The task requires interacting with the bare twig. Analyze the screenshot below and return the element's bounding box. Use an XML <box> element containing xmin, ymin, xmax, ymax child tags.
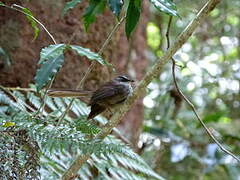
<box><xmin>56</xmin><ymin>97</ymin><xmax>74</xmax><ymax>126</ymax></box>
<box><xmin>36</xmin><ymin>78</ymin><xmax>56</xmax><ymax>116</ymax></box>
<box><xmin>4</xmin><ymin>87</ymin><xmax>36</xmax><ymax>92</ymax></box>
<box><xmin>61</xmin><ymin>0</ymin><xmax>221</xmax><ymax>179</ymax></box>
<box><xmin>165</xmin><ymin>14</ymin><xmax>240</xmax><ymax>162</ymax></box>
<box><xmin>166</xmin><ymin>16</ymin><xmax>173</xmax><ymax>49</ymax></box>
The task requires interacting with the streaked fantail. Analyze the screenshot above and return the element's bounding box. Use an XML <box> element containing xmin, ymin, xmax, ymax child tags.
<box><xmin>47</xmin><ymin>75</ymin><xmax>134</xmax><ymax>119</ymax></box>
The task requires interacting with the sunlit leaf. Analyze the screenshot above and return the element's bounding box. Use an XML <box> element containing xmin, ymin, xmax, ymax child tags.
<box><xmin>149</xmin><ymin>0</ymin><xmax>178</xmax><ymax>16</ymax></box>
<box><xmin>35</xmin><ymin>54</ymin><xmax>64</xmax><ymax>91</ymax></box>
<box><xmin>125</xmin><ymin>0</ymin><xmax>142</xmax><ymax>39</ymax></box>
<box><xmin>70</xmin><ymin>45</ymin><xmax>109</xmax><ymax>65</ymax></box>
<box><xmin>22</xmin><ymin>7</ymin><xmax>40</xmax><ymax>40</ymax></box>
<box><xmin>62</xmin><ymin>0</ymin><xmax>82</xmax><ymax>16</ymax></box>
<box><xmin>83</xmin><ymin>0</ymin><xmax>106</xmax><ymax>30</ymax></box>
<box><xmin>219</xmin><ymin>116</ymin><xmax>231</xmax><ymax>123</ymax></box>
<box><xmin>108</xmin><ymin>0</ymin><xmax>123</xmax><ymax>18</ymax></box>
<box><xmin>2</xmin><ymin>121</ymin><xmax>15</xmax><ymax>127</ymax></box>
<box><xmin>226</xmin><ymin>15</ymin><xmax>239</xmax><ymax>26</ymax></box>
<box><xmin>39</xmin><ymin>44</ymin><xmax>66</xmax><ymax>64</ymax></box>
<box><xmin>147</xmin><ymin>22</ymin><xmax>161</xmax><ymax>50</ymax></box>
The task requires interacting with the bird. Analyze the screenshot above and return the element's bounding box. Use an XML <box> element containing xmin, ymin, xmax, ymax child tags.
<box><xmin>47</xmin><ymin>75</ymin><xmax>134</xmax><ymax>119</ymax></box>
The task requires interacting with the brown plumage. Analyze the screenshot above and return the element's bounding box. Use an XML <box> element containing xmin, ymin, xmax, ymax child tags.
<box><xmin>47</xmin><ymin>75</ymin><xmax>134</xmax><ymax>119</ymax></box>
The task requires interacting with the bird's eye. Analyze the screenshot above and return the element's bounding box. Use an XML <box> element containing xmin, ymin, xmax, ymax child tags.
<box><xmin>119</xmin><ymin>76</ymin><xmax>129</xmax><ymax>81</ymax></box>
<box><xmin>115</xmin><ymin>75</ymin><xmax>133</xmax><ymax>82</ymax></box>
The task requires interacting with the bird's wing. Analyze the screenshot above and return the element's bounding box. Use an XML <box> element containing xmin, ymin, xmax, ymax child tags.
<box><xmin>89</xmin><ymin>82</ymin><xmax>126</xmax><ymax>105</ymax></box>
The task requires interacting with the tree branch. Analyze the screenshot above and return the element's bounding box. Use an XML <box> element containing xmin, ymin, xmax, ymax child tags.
<box><xmin>61</xmin><ymin>0</ymin><xmax>221</xmax><ymax>179</ymax></box>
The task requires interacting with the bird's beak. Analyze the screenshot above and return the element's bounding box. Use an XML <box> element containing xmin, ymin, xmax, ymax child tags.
<box><xmin>130</xmin><ymin>79</ymin><xmax>135</xmax><ymax>82</ymax></box>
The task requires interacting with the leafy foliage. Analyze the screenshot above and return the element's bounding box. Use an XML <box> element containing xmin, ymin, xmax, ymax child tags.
<box><xmin>0</xmin><ymin>88</ymin><xmax>164</xmax><ymax>179</ymax></box>
<box><xmin>61</xmin><ymin>0</ymin><xmax>178</xmax><ymax>38</ymax></box>
<box><xmin>62</xmin><ymin>0</ymin><xmax>82</xmax><ymax>16</ymax></box>
<box><xmin>125</xmin><ymin>0</ymin><xmax>142</xmax><ymax>39</ymax></box>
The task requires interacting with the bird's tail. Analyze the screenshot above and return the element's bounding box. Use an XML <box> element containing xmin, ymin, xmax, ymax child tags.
<box><xmin>47</xmin><ymin>89</ymin><xmax>92</xmax><ymax>97</ymax></box>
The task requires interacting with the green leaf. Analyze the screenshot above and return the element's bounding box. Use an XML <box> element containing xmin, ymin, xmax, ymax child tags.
<box><xmin>22</xmin><ymin>7</ymin><xmax>40</xmax><ymax>40</ymax></box>
<box><xmin>70</xmin><ymin>45</ymin><xmax>109</xmax><ymax>65</ymax></box>
<box><xmin>39</xmin><ymin>44</ymin><xmax>66</xmax><ymax>64</ymax></box>
<box><xmin>62</xmin><ymin>0</ymin><xmax>82</xmax><ymax>17</ymax></box>
<box><xmin>83</xmin><ymin>0</ymin><xmax>106</xmax><ymax>30</ymax></box>
<box><xmin>125</xmin><ymin>0</ymin><xmax>142</xmax><ymax>39</ymax></box>
<box><xmin>108</xmin><ymin>0</ymin><xmax>123</xmax><ymax>18</ymax></box>
<box><xmin>149</xmin><ymin>0</ymin><xmax>178</xmax><ymax>16</ymax></box>
<box><xmin>35</xmin><ymin>54</ymin><xmax>64</xmax><ymax>91</ymax></box>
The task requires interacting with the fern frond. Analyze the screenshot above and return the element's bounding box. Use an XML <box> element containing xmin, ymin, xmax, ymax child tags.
<box><xmin>0</xmin><ymin>89</ymin><xmax>25</xmax><ymax>112</ymax></box>
<box><xmin>74</xmin><ymin>119</ymin><xmax>100</xmax><ymax>134</ymax></box>
<box><xmin>0</xmin><ymin>88</ymin><xmax>164</xmax><ymax>179</ymax></box>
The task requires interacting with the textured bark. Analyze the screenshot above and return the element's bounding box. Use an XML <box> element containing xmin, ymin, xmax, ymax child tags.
<box><xmin>0</xmin><ymin>0</ymin><xmax>149</xmax><ymax>147</ymax></box>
